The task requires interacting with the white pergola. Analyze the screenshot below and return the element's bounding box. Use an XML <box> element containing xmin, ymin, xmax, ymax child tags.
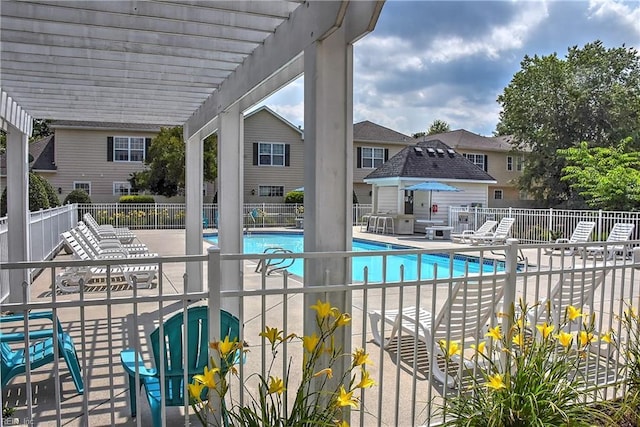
<box><xmin>0</xmin><ymin>0</ymin><xmax>385</xmax><ymax>328</ymax></box>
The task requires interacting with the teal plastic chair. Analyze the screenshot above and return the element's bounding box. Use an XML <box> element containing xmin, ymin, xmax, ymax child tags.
<box><xmin>0</xmin><ymin>311</ymin><xmax>84</xmax><ymax>393</ymax></box>
<box><xmin>120</xmin><ymin>306</ymin><xmax>240</xmax><ymax>427</ymax></box>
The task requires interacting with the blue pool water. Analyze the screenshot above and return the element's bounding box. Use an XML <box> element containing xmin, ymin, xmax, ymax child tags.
<box><xmin>204</xmin><ymin>232</ymin><xmax>504</xmax><ymax>282</ymax></box>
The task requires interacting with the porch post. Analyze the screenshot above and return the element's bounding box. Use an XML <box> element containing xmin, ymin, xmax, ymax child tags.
<box><xmin>218</xmin><ymin>104</ymin><xmax>244</xmax><ymax>315</ymax></box>
<box><xmin>303</xmin><ymin>23</ymin><xmax>353</xmax><ymax>396</ymax></box>
<box><xmin>185</xmin><ymin>125</ymin><xmax>203</xmax><ymax>292</ymax></box>
<box><xmin>6</xmin><ymin>125</ymin><xmax>30</xmax><ymax>302</ymax></box>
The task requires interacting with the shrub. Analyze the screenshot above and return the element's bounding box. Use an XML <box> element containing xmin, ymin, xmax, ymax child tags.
<box><xmin>285</xmin><ymin>190</ymin><xmax>304</xmax><ymax>204</ymax></box>
<box><xmin>29</xmin><ymin>172</ymin><xmax>49</xmax><ymax>211</ymax></box>
<box><xmin>39</xmin><ymin>176</ymin><xmax>60</xmax><ymax>208</ymax></box>
<box><xmin>119</xmin><ymin>195</ymin><xmax>155</xmax><ymax>204</ymax></box>
<box><xmin>0</xmin><ymin>188</ymin><xmax>6</xmax><ymax>217</ymax></box>
<box><xmin>64</xmin><ymin>189</ymin><xmax>92</xmax><ymax>204</ymax></box>
<box><xmin>190</xmin><ymin>300</ymin><xmax>374</xmax><ymax>426</ymax></box>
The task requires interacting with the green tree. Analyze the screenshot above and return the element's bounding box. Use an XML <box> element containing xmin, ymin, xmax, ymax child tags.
<box><xmin>129</xmin><ymin>126</ymin><xmax>217</xmax><ymax>198</ymax></box>
<box><xmin>558</xmin><ymin>138</ymin><xmax>640</xmax><ymax>211</ymax></box>
<box><xmin>496</xmin><ymin>41</ymin><xmax>640</xmax><ymax>207</ymax></box>
<box><xmin>31</xmin><ymin>119</ymin><xmax>52</xmax><ymax>142</ymax></box>
<box><xmin>427</xmin><ymin>119</ymin><xmax>451</xmax><ymax>135</ymax></box>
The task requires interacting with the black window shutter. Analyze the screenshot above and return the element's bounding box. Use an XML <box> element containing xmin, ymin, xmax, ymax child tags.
<box><xmin>107</xmin><ymin>137</ymin><xmax>113</xmax><ymax>162</ymax></box>
<box><xmin>145</xmin><ymin>138</ymin><xmax>152</xmax><ymax>160</ymax></box>
<box><xmin>285</xmin><ymin>144</ymin><xmax>290</xmax><ymax>166</ymax></box>
<box><xmin>484</xmin><ymin>155</ymin><xmax>488</xmax><ymax>172</ymax></box>
<box><xmin>253</xmin><ymin>143</ymin><xmax>258</xmax><ymax>165</ymax></box>
<box><xmin>357</xmin><ymin>147</ymin><xmax>362</xmax><ymax>168</ymax></box>
<box><xmin>384</xmin><ymin>149</ymin><xmax>389</xmax><ymax>162</ymax></box>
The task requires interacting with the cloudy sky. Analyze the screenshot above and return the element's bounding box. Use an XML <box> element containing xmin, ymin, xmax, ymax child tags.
<box><xmin>255</xmin><ymin>0</ymin><xmax>640</xmax><ymax>137</ymax></box>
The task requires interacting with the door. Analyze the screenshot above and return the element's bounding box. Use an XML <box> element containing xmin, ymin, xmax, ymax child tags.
<box><xmin>404</xmin><ymin>190</ymin><xmax>414</xmax><ymax>215</ymax></box>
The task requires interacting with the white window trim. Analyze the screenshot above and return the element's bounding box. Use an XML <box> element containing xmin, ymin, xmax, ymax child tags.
<box><xmin>507</xmin><ymin>156</ymin><xmax>513</xmax><ymax>171</ymax></box>
<box><xmin>73</xmin><ymin>181</ymin><xmax>91</xmax><ymax>195</ymax></box>
<box><xmin>258</xmin><ymin>142</ymin><xmax>286</xmax><ymax>167</ymax></box>
<box><xmin>361</xmin><ymin>146</ymin><xmax>385</xmax><ymax>169</ymax></box>
<box><xmin>494</xmin><ymin>189</ymin><xmax>503</xmax><ymax>200</ymax></box>
<box><xmin>259</xmin><ymin>185</ymin><xmax>284</xmax><ymax>197</ymax></box>
<box><xmin>113</xmin><ymin>181</ymin><xmax>132</xmax><ymax>196</ymax></box>
<box><xmin>113</xmin><ymin>136</ymin><xmax>146</xmax><ymax>163</ymax></box>
<box><xmin>464</xmin><ymin>153</ymin><xmax>485</xmax><ymax>169</ymax></box>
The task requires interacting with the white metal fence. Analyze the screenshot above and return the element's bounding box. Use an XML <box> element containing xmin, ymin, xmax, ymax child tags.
<box><xmin>1</xmin><ymin>239</ymin><xmax>639</xmax><ymax>425</ymax></box>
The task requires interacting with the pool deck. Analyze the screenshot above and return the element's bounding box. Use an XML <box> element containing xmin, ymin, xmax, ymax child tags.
<box><xmin>4</xmin><ymin>227</ymin><xmax>621</xmax><ymax>426</ymax></box>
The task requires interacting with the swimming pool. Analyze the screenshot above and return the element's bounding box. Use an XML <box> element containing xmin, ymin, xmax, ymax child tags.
<box><xmin>204</xmin><ymin>232</ymin><xmax>504</xmax><ymax>282</ymax></box>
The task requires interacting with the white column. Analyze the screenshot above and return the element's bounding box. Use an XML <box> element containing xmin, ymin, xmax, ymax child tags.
<box><xmin>218</xmin><ymin>104</ymin><xmax>243</xmax><ymax>316</ymax></box>
<box><xmin>185</xmin><ymin>125</ymin><xmax>203</xmax><ymax>292</ymax></box>
<box><xmin>303</xmin><ymin>25</ymin><xmax>353</xmax><ymax>361</ymax></box>
<box><xmin>372</xmin><ymin>185</ymin><xmax>379</xmax><ymax>214</ymax></box>
<box><xmin>6</xmin><ymin>125</ymin><xmax>30</xmax><ymax>303</ymax></box>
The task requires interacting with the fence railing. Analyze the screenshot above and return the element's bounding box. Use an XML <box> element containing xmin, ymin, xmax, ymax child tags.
<box><xmin>0</xmin><ymin>204</ymin><xmax>76</xmax><ymax>301</ymax></box>
<box><xmin>449</xmin><ymin>206</ymin><xmax>640</xmax><ymax>244</ymax></box>
<box><xmin>1</xmin><ymin>239</ymin><xmax>639</xmax><ymax>425</ymax></box>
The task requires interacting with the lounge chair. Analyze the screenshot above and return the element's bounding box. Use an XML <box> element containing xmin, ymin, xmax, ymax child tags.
<box><xmin>120</xmin><ymin>306</ymin><xmax>241</xmax><ymax>427</ymax></box>
<box><xmin>469</xmin><ymin>217</ymin><xmax>515</xmax><ymax>245</ymax></box>
<box><xmin>582</xmin><ymin>223</ymin><xmax>635</xmax><ymax>260</ymax></box>
<box><xmin>56</xmin><ymin>231</ymin><xmax>157</xmax><ymax>292</ymax></box>
<box><xmin>544</xmin><ymin>221</ymin><xmax>596</xmax><ymax>255</ymax></box>
<box><xmin>369</xmin><ymin>278</ymin><xmax>505</xmax><ymax>388</ymax></box>
<box><xmin>83</xmin><ymin>212</ymin><xmax>136</xmax><ymax>244</ymax></box>
<box><xmin>451</xmin><ymin>220</ymin><xmax>498</xmax><ymax>244</ymax></box>
<box><xmin>1</xmin><ymin>311</ymin><xmax>84</xmax><ymax>393</ymax></box>
<box><xmin>76</xmin><ymin>222</ymin><xmax>150</xmax><ymax>255</ymax></box>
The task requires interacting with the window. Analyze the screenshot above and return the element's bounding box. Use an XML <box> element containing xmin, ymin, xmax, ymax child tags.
<box><xmin>259</xmin><ymin>186</ymin><xmax>284</xmax><ymax>197</ymax></box>
<box><xmin>494</xmin><ymin>189</ymin><xmax>503</xmax><ymax>200</ymax></box>
<box><xmin>114</xmin><ymin>136</ymin><xmax>145</xmax><ymax>162</ymax></box>
<box><xmin>73</xmin><ymin>181</ymin><xmax>91</xmax><ymax>195</ymax></box>
<box><xmin>258</xmin><ymin>142</ymin><xmax>285</xmax><ymax>166</ymax></box>
<box><xmin>463</xmin><ymin>153</ymin><xmax>486</xmax><ymax>170</ymax></box>
<box><xmin>113</xmin><ymin>181</ymin><xmax>132</xmax><ymax>196</ymax></box>
<box><xmin>507</xmin><ymin>156</ymin><xmax>513</xmax><ymax>171</ymax></box>
<box><xmin>516</xmin><ymin>156</ymin><xmax>524</xmax><ymax>171</ymax></box>
<box><xmin>361</xmin><ymin>147</ymin><xmax>385</xmax><ymax>169</ymax></box>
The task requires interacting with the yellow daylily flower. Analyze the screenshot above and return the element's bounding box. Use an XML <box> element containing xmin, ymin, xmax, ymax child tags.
<box><xmin>259</xmin><ymin>326</ymin><xmax>283</xmax><ymax>345</ymax></box>
<box><xmin>439</xmin><ymin>340</ymin><xmax>461</xmax><ymax>360</ymax></box>
<box><xmin>556</xmin><ymin>331</ymin><xmax>573</xmax><ymax>348</ymax></box>
<box><xmin>486</xmin><ymin>325</ymin><xmax>502</xmax><ymax>340</ymax></box>
<box><xmin>335</xmin><ymin>421</ymin><xmax>349</xmax><ymax>427</ymax></box>
<box><xmin>512</xmin><ymin>333</ymin><xmax>525</xmax><ymax>347</ymax></box>
<box><xmin>336</xmin><ymin>385</ymin><xmax>359</xmax><ymax>408</ymax></box>
<box><xmin>313</xmin><ymin>368</ymin><xmax>333</xmax><ymax>379</ymax></box>
<box><xmin>471</xmin><ymin>341</ymin><xmax>486</xmax><ymax>355</ymax></box>
<box><xmin>193</xmin><ymin>365</ymin><xmax>219</xmax><ymax>388</ymax></box>
<box><xmin>188</xmin><ymin>381</ymin><xmax>206</xmax><ymax>401</ymax></box>
<box><xmin>626</xmin><ymin>306</ymin><xmax>638</xmax><ymax>320</ymax></box>
<box><xmin>352</xmin><ymin>348</ymin><xmax>373</xmax><ymax>367</ymax></box>
<box><xmin>268</xmin><ymin>376</ymin><xmax>286</xmax><ymax>395</ymax></box>
<box><xmin>536</xmin><ymin>322</ymin><xmax>555</xmax><ymax>339</ymax></box>
<box><xmin>311</xmin><ymin>300</ymin><xmax>333</xmax><ymax>318</ymax></box>
<box><xmin>303</xmin><ymin>333</ymin><xmax>320</xmax><ymax>353</ymax></box>
<box><xmin>601</xmin><ymin>330</ymin><xmax>614</xmax><ymax>344</ymax></box>
<box><xmin>356</xmin><ymin>369</ymin><xmax>376</xmax><ymax>389</ymax></box>
<box><xmin>486</xmin><ymin>373</ymin><xmax>506</xmax><ymax>390</ymax></box>
<box><xmin>334</xmin><ymin>313</ymin><xmax>352</xmax><ymax>327</ymax></box>
<box><xmin>218</xmin><ymin>336</ymin><xmax>236</xmax><ymax>357</ymax></box>
<box><xmin>579</xmin><ymin>330</ymin><xmax>596</xmax><ymax>347</ymax></box>
<box><xmin>567</xmin><ymin>306</ymin><xmax>583</xmax><ymax>322</ymax></box>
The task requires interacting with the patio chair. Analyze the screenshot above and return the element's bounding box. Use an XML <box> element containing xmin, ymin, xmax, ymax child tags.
<box><xmin>469</xmin><ymin>217</ymin><xmax>515</xmax><ymax>245</ymax></box>
<box><xmin>451</xmin><ymin>220</ymin><xmax>498</xmax><ymax>244</ymax></box>
<box><xmin>544</xmin><ymin>221</ymin><xmax>596</xmax><ymax>255</ymax></box>
<box><xmin>582</xmin><ymin>223</ymin><xmax>635</xmax><ymax>260</ymax></box>
<box><xmin>83</xmin><ymin>212</ymin><xmax>136</xmax><ymax>244</ymax></box>
<box><xmin>120</xmin><ymin>306</ymin><xmax>241</xmax><ymax>427</ymax></box>
<box><xmin>76</xmin><ymin>222</ymin><xmax>150</xmax><ymax>255</ymax></box>
<box><xmin>369</xmin><ymin>278</ymin><xmax>505</xmax><ymax>388</ymax></box>
<box><xmin>1</xmin><ymin>311</ymin><xmax>84</xmax><ymax>393</ymax></box>
<box><xmin>56</xmin><ymin>230</ymin><xmax>157</xmax><ymax>292</ymax></box>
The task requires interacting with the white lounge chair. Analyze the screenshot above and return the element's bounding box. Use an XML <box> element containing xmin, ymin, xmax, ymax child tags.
<box><xmin>76</xmin><ymin>222</ymin><xmax>149</xmax><ymax>255</ymax></box>
<box><xmin>83</xmin><ymin>213</ymin><xmax>136</xmax><ymax>244</ymax></box>
<box><xmin>469</xmin><ymin>217</ymin><xmax>515</xmax><ymax>245</ymax></box>
<box><xmin>369</xmin><ymin>278</ymin><xmax>505</xmax><ymax>388</ymax></box>
<box><xmin>56</xmin><ymin>231</ymin><xmax>157</xmax><ymax>293</ymax></box>
<box><xmin>70</xmin><ymin>227</ymin><xmax>156</xmax><ymax>259</ymax></box>
<box><xmin>582</xmin><ymin>223</ymin><xmax>635</xmax><ymax>260</ymax></box>
<box><xmin>544</xmin><ymin>221</ymin><xmax>596</xmax><ymax>255</ymax></box>
<box><xmin>451</xmin><ymin>220</ymin><xmax>498</xmax><ymax>244</ymax></box>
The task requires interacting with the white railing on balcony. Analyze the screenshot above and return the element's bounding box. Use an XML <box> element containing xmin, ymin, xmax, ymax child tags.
<box><xmin>1</xmin><ymin>239</ymin><xmax>639</xmax><ymax>426</ymax></box>
<box><xmin>0</xmin><ymin>204</ymin><xmax>76</xmax><ymax>300</ymax></box>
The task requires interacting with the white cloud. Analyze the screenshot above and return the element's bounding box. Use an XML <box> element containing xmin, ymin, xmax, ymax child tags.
<box><xmin>588</xmin><ymin>0</ymin><xmax>640</xmax><ymax>39</ymax></box>
<box><xmin>425</xmin><ymin>3</ymin><xmax>549</xmax><ymax>63</ymax></box>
